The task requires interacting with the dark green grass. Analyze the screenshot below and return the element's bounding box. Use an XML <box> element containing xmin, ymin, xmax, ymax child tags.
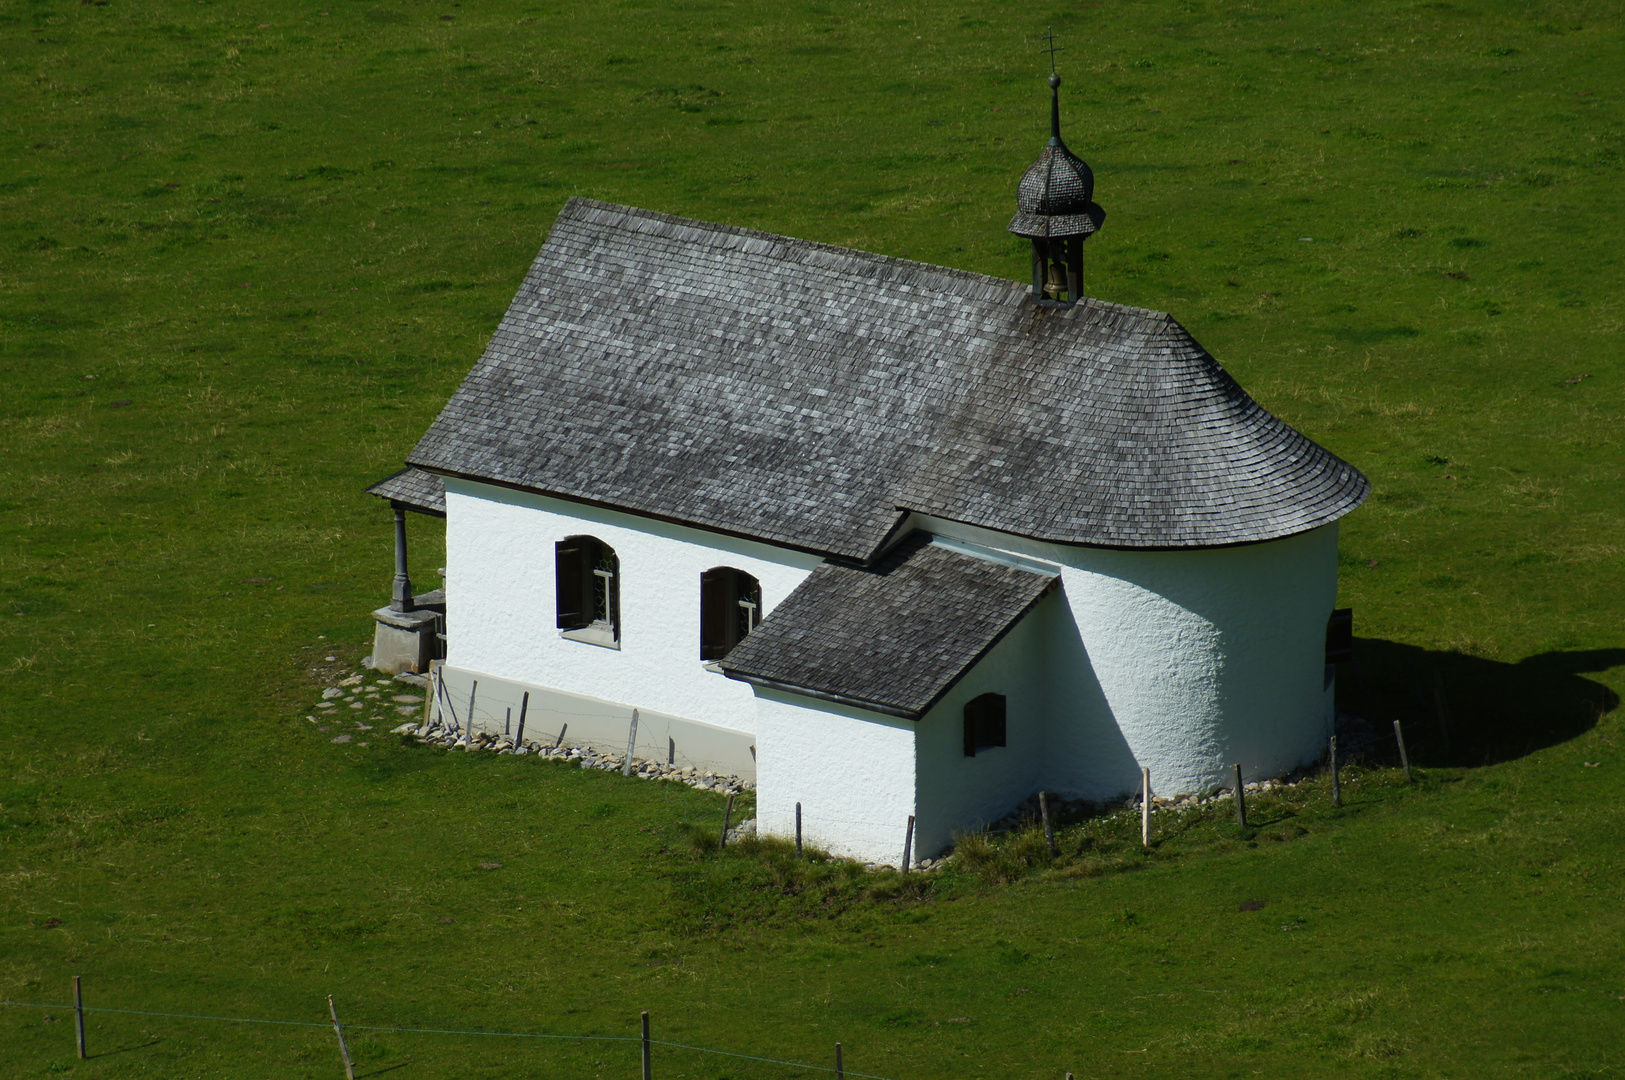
<box><xmin>2</xmin><ymin>0</ymin><xmax>1623</xmax><ymax>1075</ymax></box>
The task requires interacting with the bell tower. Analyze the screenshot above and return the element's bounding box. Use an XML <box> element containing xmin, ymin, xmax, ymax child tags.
<box><xmin>1008</xmin><ymin>62</ymin><xmax>1105</xmax><ymax>304</ymax></box>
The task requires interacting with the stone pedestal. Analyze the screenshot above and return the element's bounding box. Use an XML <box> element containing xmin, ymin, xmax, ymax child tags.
<box><xmin>371</xmin><ymin>607</ymin><xmax>441</xmax><ymax>675</ymax></box>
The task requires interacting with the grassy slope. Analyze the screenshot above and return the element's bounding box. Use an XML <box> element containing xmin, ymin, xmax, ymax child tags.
<box><xmin>1</xmin><ymin>0</ymin><xmax>1622</xmax><ymax>1076</ymax></box>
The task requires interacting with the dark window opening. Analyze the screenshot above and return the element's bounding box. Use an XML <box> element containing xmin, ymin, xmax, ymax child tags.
<box><xmin>700</xmin><ymin>567</ymin><xmax>761</xmax><ymax>661</ymax></box>
<box><xmin>1325</xmin><ymin>607</ymin><xmax>1353</xmax><ymax>665</ymax></box>
<box><xmin>963</xmin><ymin>693</ymin><xmax>1007</xmax><ymax>757</ymax></box>
<box><xmin>557</xmin><ymin>536</ymin><xmax>619</xmax><ymax>639</ymax></box>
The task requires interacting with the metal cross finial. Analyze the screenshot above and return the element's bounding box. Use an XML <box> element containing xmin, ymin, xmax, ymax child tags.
<box><xmin>1040</xmin><ymin>26</ymin><xmax>1064</xmax><ymax>73</ymax></box>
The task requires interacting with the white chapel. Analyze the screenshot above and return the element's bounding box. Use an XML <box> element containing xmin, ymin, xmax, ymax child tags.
<box><xmin>364</xmin><ymin>73</ymin><xmax>1367</xmax><ymax>864</ymax></box>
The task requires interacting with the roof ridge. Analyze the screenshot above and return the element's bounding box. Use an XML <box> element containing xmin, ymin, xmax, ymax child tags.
<box><xmin>557</xmin><ymin>196</ymin><xmax>1170</xmax><ymax>321</ymax></box>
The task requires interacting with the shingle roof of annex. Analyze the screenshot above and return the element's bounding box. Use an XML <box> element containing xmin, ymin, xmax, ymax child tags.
<box><xmin>407</xmin><ymin>198</ymin><xmax>1367</xmax><ymax>562</ymax></box>
<box><xmin>718</xmin><ymin>536</ymin><xmax>1058</xmax><ymax>719</ymax></box>
<box><xmin>365</xmin><ymin>467</ymin><xmax>446</xmax><ymax>516</ymax></box>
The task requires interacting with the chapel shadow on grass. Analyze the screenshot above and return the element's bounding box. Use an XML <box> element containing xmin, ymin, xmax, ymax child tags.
<box><xmin>1338</xmin><ymin>638</ymin><xmax>1622</xmax><ymax>768</ymax></box>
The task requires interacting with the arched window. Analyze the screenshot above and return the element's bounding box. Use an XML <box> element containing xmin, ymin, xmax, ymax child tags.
<box><xmin>963</xmin><ymin>693</ymin><xmax>1006</xmax><ymax>757</ymax></box>
<box><xmin>556</xmin><ymin>535</ymin><xmax>619</xmax><ymax>645</ymax></box>
<box><xmin>700</xmin><ymin>567</ymin><xmax>761</xmax><ymax>661</ymax></box>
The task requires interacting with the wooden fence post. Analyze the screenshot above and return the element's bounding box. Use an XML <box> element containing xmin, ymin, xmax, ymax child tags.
<box><xmin>1394</xmin><ymin>719</ymin><xmax>1413</xmax><ymax>784</ymax></box>
<box><xmin>719</xmin><ymin>793</ymin><xmax>735</xmax><ymax>850</ymax></box>
<box><xmin>1140</xmin><ymin>768</ymin><xmax>1151</xmax><ymax>847</ymax></box>
<box><xmin>795</xmin><ymin>802</ymin><xmax>803</xmax><ymax>859</ymax></box>
<box><xmin>553</xmin><ymin>722</ymin><xmax>568</xmax><ymax>751</ymax></box>
<box><xmin>623</xmin><ymin>709</ymin><xmax>640</xmax><ymax>776</ymax></box>
<box><xmin>433</xmin><ymin>669</ymin><xmax>457</xmax><ymax>734</ymax></box>
<box><xmin>515</xmin><ymin>691</ymin><xmax>529</xmax><ymax>747</ymax></box>
<box><xmin>463</xmin><ymin>679</ymin><xmax>479</xmax><ymax>746</ymax></box>
<box><xmin>73</xmin><ymin>976</ymin><xmax>85</xmax><ymax>1060</ymax></box>
<box><xmin>1040</xmin><ymin>791</ymin><xmax>1057</xmax><ymax>858</ymax></box>
<box><xmin>902</xmin><ymin>815</ymin><xmax>915</xmax><ymax>873</ymax></box>
<box><xmin>835</xmin><ymin>1042</ymin><xmax>844</xmax><ymax>1080</ymax></box>
<box><xmin>1233</xmin><ymin>763</ymin><xmax>1247</xmax><ymax>828</ymax></box>
<box><xmin>641</xmin><ymin>1010</ymin><xmax>651</xmax><ymax>1080</ymax></box>
<box><xmin>419</xmin><ymin>659</ymin><xmax>442</xmax><ymax>735</ymax></box>
<box><xmin>327</xmin><ymin>995</ymin><xmax>355</xmax><ymax>1080</ymax></box>
<box><xmin>1330</xmin><ymin>735</ymin><xmax>1342</xmax><ymax>807</ymax></box>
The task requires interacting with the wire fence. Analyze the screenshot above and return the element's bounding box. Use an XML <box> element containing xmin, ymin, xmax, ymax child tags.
<box><xmin>2</xmin><ymin>994</ymin><xmax>903</xmax><ymax>1079</ymax></box>
<box><xmin>367</xmin><ymin>672</ymin><xmax>936</xmax><ymax>869</ymax></box>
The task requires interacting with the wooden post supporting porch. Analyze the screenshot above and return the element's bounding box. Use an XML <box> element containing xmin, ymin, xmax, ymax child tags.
<box><xmin>391</xmin><ymin>506</ymin><xmax>414</xmax><ymax>613</ymax></box>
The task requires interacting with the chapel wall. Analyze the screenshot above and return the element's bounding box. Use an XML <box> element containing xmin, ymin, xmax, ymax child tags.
<box><xmin>751</xmin><ymin>689</ymin><xmax>917</xmax><ymax>865</ymax></box>
<box><xmin>443</xmin><ymin>478</ymin><xmax>821</xmax><ymax>738</ymax></box>
<box><xmin>906</xmin><ymin>516</ymin><xmax>1341</xmax><ymax>800</ymax></box>
<box><xmin>1043</xmin><ymin>524</ymin><xmax>1339</xmax><ymax>799</ymax></box>
<box><xmin>911</xmin><ymin>593</ymin><xmax>1054</xmax><ymax>860</ymax></box>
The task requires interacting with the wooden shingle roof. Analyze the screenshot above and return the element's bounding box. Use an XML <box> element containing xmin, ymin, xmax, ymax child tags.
<box><xmin>407</xmin><ymin>198</ymin><xmax>1366</xmax><ymax>562</ymax></box>
<box><xmin>365</xmin><ymin>467</ymin><xmax>446</xmax><ymax>517</ymax></box>
<box><xmin>718</xmin><ymin>535</ymin><xmax>1058</xmax><ymax>719</ymax></box>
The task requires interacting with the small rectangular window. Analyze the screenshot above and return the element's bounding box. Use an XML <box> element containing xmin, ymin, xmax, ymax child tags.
<box><xmin>1325</xmin><ymin>607</ymin><xmax>1353</xmax><ymax>665</ymax></box>
<box><xmin>963</xmin><ymin>693</ymin><xmax>1007</xmax><ymax>757</ymax></box>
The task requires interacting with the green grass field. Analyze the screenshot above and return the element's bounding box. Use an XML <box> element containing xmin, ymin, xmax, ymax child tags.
<box><xmin>2</xmin><ymin>0</ymin><xmax>1622</xmax><ymax>1075</ymax></box>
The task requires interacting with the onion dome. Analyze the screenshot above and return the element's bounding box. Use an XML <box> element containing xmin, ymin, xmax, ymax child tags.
<box><xmin>1008</xmin><ymin>73</ymin><xmax>1105</xmax><ymax>240</ymax></box>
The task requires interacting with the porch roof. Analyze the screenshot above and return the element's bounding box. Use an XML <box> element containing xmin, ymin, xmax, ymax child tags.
<box><xmin>365</xmin><ymin>467</ymin><xmax>446</xmax><ymax>517</ymax></box>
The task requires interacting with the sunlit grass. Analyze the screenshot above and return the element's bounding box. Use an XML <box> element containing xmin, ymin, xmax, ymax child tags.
<box><xmin>2</xmin><ymin>0</ymin><xmax>1622</xmax><ymax>1076</ymax></box>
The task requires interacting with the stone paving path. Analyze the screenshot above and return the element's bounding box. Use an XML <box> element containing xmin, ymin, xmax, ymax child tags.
<box><xmin>305</xmin><ymin>671</ymin><xmax>411</xmax><ymax>746</ymax></box>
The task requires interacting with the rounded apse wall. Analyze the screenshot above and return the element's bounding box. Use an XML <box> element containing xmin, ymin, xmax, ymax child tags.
<box><xmin>1041</xmin><ymin>523</ymin><xmax>1340</xmax><ymax>800</ymax></box>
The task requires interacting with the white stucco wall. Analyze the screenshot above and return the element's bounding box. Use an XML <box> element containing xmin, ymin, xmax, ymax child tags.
<box><xmin>752</xmin><ymin>689</ymin><xmax>917</xmax><ymax>865</ymax></box>
<box><xmin>752</xmin><ymin>516</ymin><xmax>1336</xmax><ymax>862</ymax></box>
<box><xmin>442</xmin><ymin>476</ymin><xmax>1341</xmax><ymax>856</ymax></box>
<box><xmin>443</xmin><ymin>478</ymin><xmax>822</xmax><ymax>737</ymax></box>
<box><xmin>907</xmin><ymin>515</ymin><xmax>1341</xmax><ymax>803</ymax></box>
<box><xmin>911</xmin><ymin>588</ymin><xmax>1054</xmax><ymax>859</ymax></box>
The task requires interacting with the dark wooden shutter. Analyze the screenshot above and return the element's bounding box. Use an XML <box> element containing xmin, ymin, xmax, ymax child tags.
<box><xmin>1325</xmin><ymin>608</ymin><xmax>1354</xmax><ymax>665</ymax></box>
<box><xmin>986</xmin><ymin>694</ymin><xmax>1007</xmax><ymax>748</ymax></box>
<box><xmin>556</xmin><ymin>538</ymin><xmax>593</xmax><ymax>630</ymax></box>
<box><xmin>700</xmin><ymin>568</ymin><xmax>729</xmax><ymax>660</ymax></box>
